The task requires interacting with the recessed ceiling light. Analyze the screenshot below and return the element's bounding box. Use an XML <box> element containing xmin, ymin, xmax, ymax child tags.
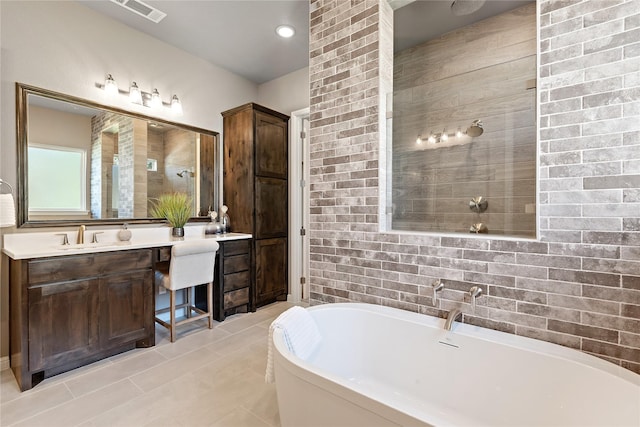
<box><xmin>276</xmin><ymin>25</ymin><xmax>295</xmax><ymax>38</ymax></box>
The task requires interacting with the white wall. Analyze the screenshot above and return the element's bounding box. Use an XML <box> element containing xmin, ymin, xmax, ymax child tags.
<box><xmin>258</xmin><ymin>67</ymin><xmax>309</xmax><ymax>116</ymax></box>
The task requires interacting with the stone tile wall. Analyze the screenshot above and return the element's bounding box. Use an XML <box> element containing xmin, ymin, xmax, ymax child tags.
<box><xmin>309</xmin><ymin>0</ymin><xmax>640</xmax><ymax>373</ymax></box>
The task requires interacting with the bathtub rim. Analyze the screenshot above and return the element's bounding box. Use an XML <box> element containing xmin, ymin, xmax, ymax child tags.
<box><xmin>273</xmin><ymin>302</ymin><xmax>640</xmax><ymax>387</ymax></box>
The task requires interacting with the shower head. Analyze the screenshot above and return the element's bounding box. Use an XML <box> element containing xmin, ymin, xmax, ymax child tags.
<box><xmin>466</xmin><ymin>120</ymin><xmax>484</xmax><ymax>137</ymax></box>
<box><xmin>451</xmin><ymin>0</ymin><xmax>486</xmax><ymax>16</ymax></box>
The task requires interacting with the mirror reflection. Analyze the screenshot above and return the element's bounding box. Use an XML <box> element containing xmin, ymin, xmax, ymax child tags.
<box><xmin>18</xmin><ymin>84</ymin><xmax>218</xmax><ymax>227</ymax></box>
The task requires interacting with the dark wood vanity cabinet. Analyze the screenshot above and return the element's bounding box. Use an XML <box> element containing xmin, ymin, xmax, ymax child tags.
<box><xmin>192</xmin><ymin>238</ymin><xmax>253</xmax><ymax>321</ymax></box>
<box><xmin>10</xmin><ymin>249</ymin><xmax>154</xmax><ymax>391</ymax></box>
<box><xmin>222</xmin><ymin>103</ymin><xmax>289</xmax><ymax>308</ymax></box>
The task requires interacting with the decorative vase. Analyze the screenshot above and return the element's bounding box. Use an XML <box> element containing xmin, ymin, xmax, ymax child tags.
<box><xmin>172</xmin><ymin>227</ymin><xmax>185</xmax><ymax>238</ymax></box>
<box><xmin>117</xmin><ymin>223</ymin><xmax>132</xmax><ymax>241</ymax></box>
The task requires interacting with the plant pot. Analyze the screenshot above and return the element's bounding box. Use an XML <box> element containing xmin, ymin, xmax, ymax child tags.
<box><xmin>172</xmin><ymin>227</ymin><xmax>185</xmax><ymax>238</ymax></box>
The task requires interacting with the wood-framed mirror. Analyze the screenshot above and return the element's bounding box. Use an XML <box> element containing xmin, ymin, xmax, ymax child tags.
<box><xmin>16</xmin><ymin>82</ymin><xmax>219</xmax><ymax>228</ymax></box>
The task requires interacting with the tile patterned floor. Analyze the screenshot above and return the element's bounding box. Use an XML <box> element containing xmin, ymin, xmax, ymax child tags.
<box><xmin>0</xmin><ymin>302</ymin><xmax>294</xmax><ymax>427</ymax></box>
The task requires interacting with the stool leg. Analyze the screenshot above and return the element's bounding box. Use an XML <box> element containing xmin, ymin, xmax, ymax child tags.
<box><xmin>207</xmin><ymin>281</ymin><xmax>213</xmax><ymax>329</ymax></box>
<box><xmin>170</xmin><ymin>289</ymin><xmax>176</xmax><ymax>343</ymax></box>
<box><xmin>185</xmin><ymin>287</ymin><xmax>191</xmax><ymax>318</ymax></box>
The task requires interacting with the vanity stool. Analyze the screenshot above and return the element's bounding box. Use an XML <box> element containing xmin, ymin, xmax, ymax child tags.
<box><xmin>154</xmin><ymin>240</ymin><xmax>219</xmax><ymax>342</ymax></box>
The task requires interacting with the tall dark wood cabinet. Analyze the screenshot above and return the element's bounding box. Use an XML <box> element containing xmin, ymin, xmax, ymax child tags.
<box><xmin>222</xmin><ymin>103</ymin><xmax>289</xmax><ymax>308</ymax></box>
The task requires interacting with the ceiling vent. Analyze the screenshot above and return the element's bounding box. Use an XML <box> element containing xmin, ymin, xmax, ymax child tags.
<box><xmin>110</xmin><ymin>0</ymin><xmax>167</xmax><ymax>23</ymax></box>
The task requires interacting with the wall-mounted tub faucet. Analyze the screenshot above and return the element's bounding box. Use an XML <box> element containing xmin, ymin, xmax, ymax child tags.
<box><xmin>469</xmin><ymin>286</ymin><xmax>483</xmax><ymax>312</ymax></box>
<box><xmin>431</xmin><ymin>279</ymin><xmax>444</xmax><ymax>305</ymax></box>
<box><xmin>444</xmin><ymin>308</ymin><xmax>462</xmax><ymax>331</ymax></box>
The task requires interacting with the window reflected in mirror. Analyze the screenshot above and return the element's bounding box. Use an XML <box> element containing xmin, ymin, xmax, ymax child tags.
<box><xmin>389</xmin><ymin>1</ymin><xmax>537</xmax><ymax>238</ymax></box>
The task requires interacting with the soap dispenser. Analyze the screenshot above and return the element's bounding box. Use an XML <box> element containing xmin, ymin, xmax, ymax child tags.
<box><xmin>118</xmin><ymin>223</ymin><xmax>132</xmax><ymax>241</ymax></box>
<box><xmin>220</xmin><ymin>205</ymin><xmax>230</xmax><ymax>233</ymax></box>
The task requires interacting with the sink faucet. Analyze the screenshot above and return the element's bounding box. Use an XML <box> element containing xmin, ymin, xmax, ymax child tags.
<box><xmin>444</xmin><ymin>308</ymin><xmax>462</xmax><ymax>331</ymax></box>
<box><xmin>76</xmin><ymin>225</ymin><xmax>86</xmax><ymax>244</ymax></box>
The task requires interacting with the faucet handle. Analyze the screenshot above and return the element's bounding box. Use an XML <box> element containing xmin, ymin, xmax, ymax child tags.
<box><xmin>56</xmin><ymin>233</ymin><xmax>70</xmax><ymax>245</ymax></box>
<box><xmin>92</xmin><ymin>232</ymin><xmax>104</xmax><ymax>243</ymax></box>
<box><xmin>469</xmin><ymin>286</ymin><xmax>483</xmax><ymax>312</ymax></box>
<box><xmin>431</xmin><ymin>279</ymin><xmax>444</xmax><ymax>305</ymax></box>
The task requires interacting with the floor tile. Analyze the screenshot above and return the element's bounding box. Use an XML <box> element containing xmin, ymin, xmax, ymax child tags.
<box><xmin>212</xmin><ymin>406</ymin><xmax>271</xmax><ymax>427</ymax></box>
<box><xmin>14</xmin><ymin>379</ymin><xmax>142</xmax><ymax>427</ymax></box>
<box><xmin>0</xmin><ymin>383</ymin><xmax>74</xmax><ymax>426</ymax></box>
<box><xmin>65</xmin><ymin>350</ymin><xmax>168</xmax><ymax>397</ymax></box>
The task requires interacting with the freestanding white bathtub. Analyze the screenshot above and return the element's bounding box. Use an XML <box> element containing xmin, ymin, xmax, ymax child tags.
<box><xmin>272</xmin><ymin>303</ymin><xmax>640</xmax><ymax>427</ymax></box>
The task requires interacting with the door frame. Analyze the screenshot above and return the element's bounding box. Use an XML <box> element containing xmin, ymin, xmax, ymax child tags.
<box><xmin>288</xmin><ymin>107</ymin><xmax>310</xmax><ymax>303</ymax></box>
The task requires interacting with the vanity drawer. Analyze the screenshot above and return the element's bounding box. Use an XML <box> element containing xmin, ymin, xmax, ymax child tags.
<box><xmin>223</xmin><ymin>254</ymin><xmax>249</xmax><ymax>274</ymax></box>
<box><xmin>223</xmin><ymin>271</ymin><xmax>250</xmax><ymax>292</ymax></box>
<box><xmin>223</xmin><ymin>240</ymin><xmax>250</xmax><ymax>257</ymax></box>
<box><xmin>223</xmin><ymin>287</ymin><xmax>249</xmax><ymax>310</ymax></box>
<box><xmin>28</xmin><ymin>250</ymin><xmax>153</xmax><ymax>286</ymax></box>
<box><xmin>155</xmin><ymin>247</ymin><xmax>171</xmax><ymax>262</ymax></box>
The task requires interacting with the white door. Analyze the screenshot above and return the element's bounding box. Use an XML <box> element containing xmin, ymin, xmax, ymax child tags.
<box><xmin>289</xmin><ymin>108</ymin><xmax>310</xmax><ymax>303</ymax></box>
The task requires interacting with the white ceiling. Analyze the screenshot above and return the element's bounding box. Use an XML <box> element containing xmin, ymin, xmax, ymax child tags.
<box><xmin>78</xmin><ymin>0</ymin><xmax>532</xmax><ymax>85</ymax></box>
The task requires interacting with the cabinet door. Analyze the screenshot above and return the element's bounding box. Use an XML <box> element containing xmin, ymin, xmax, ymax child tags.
<box><xmin>100</xmin><ymin>270</ymin><xmax>154</xmax><ymax>348</ymax></box>
<box><xmin>28</xmin><ymin>279</ymin><xmax>100</xmax><ymax>372</ymax></box>
<box><xmin>255</xmin><ymin>177</ymin><xmax>287</xmax><ymax>239</ymax></box>
<box><xmin>255</xmin><ymin>111</ymin><xmax>287</xmax><ymax>179</ymax></box>
<box><xmin>255</xmin><ymin>237</ymin><xmax>287</xmax><ymax>306</ymax></box>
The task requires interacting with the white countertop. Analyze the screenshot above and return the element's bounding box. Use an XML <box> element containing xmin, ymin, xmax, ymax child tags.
<box><xmin>2</xmin><ymin>225</ymin><xmax>252</xmax><ymax>259</ymax></box>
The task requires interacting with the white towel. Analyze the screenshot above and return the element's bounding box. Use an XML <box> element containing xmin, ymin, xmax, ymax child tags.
<box><xmin>265</xmin><ymin>306</ymin><xmax>322</xmax><ymax>384</ymax></box>
<box><xmin>0</xmin><ymin>194</ymin><xmax>16</xmax><ymax>227</ymax></box>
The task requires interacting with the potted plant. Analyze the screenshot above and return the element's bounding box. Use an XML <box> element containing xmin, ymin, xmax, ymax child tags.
<box><xmin>150</xmin><ymin>192</ymin><xmax>193</xmax><ymax>237</ymax></box>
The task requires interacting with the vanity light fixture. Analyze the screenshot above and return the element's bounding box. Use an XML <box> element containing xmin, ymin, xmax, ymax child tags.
<box><xmin>276</xmin><ymin>25</ymin><xmax>295</xmax><ymax>38</ymax></box>
<box><xmin>150</xmin><ymin>88</ymin><xmax>162</xmax><ymax>109</ymax></box>
<box><xmin>416</xmin><ymin>135</ymin><xmax>422</xmax><ymax>145</ymax></box>
<box><xmin>129</xmin><ymin>82</ymin><xmax>143</xmax><ymax>105</ymax></box>
<box><xmin>171</xmin><ymin>95</ymin><xmax>183</xmax><ymax>116</ymax></box>
<box><xmin>427</xmin><ymin>132</ymin><xmax>436</xmax><ymax>144</ymax></box>
<box><xmin>456</xmin><ymin>127</ymin><xmax>463</xmax><ymax>138</ymax></box>
<box><xmin>97</xmin><ymin>74</ymin><xmax>183</xmax><ymax>114</ymax></box>
<box><xmin>104</xmin><ymin>74</ymin><xmax>118</xmax><ymax>96</ymax></box>
<box><xmin>440</xmin><ymin>129</ymin><xmax>449</xmax><ymax>142</ymax></box>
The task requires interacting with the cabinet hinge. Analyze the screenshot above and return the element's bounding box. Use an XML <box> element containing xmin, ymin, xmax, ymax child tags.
<box><xmin>300</xmin><ymin>179</ymin><xmax>306</xmax><ymax>188</ymax></box>
<box><xmin>300</xmin><ymin>277</ymin><xmax>306</xmax><ymax>285</ymax></box>
<box><xmin>300</xmin><ymin>227</ymin><xmax>306</xmax><ymax>236</ymax></box>
<box><xmin>300</xmin><ymin>131</ymin><xmax>306</xmax><ymax>139</ymax></box>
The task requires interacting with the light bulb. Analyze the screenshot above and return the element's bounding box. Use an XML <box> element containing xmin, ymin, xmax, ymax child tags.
<box><xmin>171</xmin><ymin>95</ymin><xmax>183</xmax><ymax>115</ymax></box>
<box><xmin>129</xmin><ymin>82</ymin><xmax>142</xmax><ymax>104</ymax></box>
<box><xmin>104</xmin><ymin>74</ymin><xmax>118</xmax><ymax>95</ymax></box>
<box><xmin>416</xmin><ymin>135</ymin><xmax>422</xmax><ymax>145</ymax></box>
<box><xmin>276</xmin><ymin>25</ymin><xmax>295</xmax><ymax>38</ymax></box>
<box><xmin>150</xmin><ymin>89</ymin><xmax>162</xmax><ymax>109</ymax></box>
<box><xmin>427</xmin><ymin>133</ymin><xmax>436</xmax><ymax>144</ymax></box>
<box><xmin>456</xmin><ymin>128</ymin><xmax>463</xmax><ymax>138</ymax></box>
<box><xmin>441</xmin><ymin>129</ymin><xmax>448</xmax><ymax>142</ymax></box>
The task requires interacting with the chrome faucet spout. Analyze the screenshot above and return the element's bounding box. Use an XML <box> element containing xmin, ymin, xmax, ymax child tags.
<box><xmin>444</xmin><ymin>308</ymin><xmax>463</xmax><ymax>331</ymax></box>
<box><xmin>77</xmin><ymin>225</ymin><xmax>86</xmax><ymax>244</ymax></box>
